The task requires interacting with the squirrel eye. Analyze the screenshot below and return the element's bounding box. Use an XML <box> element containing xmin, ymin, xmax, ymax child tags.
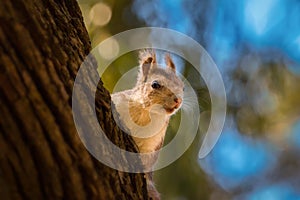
<box><xmin>151</xmin><ymin>81</ymin><xmax>161</xmax><ymax>89</ymax></box>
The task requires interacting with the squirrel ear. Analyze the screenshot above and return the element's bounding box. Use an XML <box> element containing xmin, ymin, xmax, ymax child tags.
<box><xmin>165</xmin><ymin>53</ymin><xmax>176</xmax><ymax>72</ymax></box>
<box><xmin>138</xmin><ymin>50</ymin><xmax>156</xmax><ymax>82</ymax></box>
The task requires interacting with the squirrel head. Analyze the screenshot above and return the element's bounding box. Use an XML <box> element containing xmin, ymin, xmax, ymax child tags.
<box><xmin>134</xmin><ymin>50</ymin><xmax>184</xmax><ymax>115</ymax></box>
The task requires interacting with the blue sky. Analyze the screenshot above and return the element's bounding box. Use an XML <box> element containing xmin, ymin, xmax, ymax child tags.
<box><xmin>199</xmin><ymin>127</ymin><xmax>277</xmax><ymax>190</ymax></box>
<box><xmin>133</xmin><ymin>0</ymin><xmax>300</xmax><ymax>69</ymax></box>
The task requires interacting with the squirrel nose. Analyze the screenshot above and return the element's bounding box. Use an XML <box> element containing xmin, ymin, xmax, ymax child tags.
<box><xmin>174</xmin><ymin>97</ymin><xmax>182</xmax><ymax>105</ymax></box>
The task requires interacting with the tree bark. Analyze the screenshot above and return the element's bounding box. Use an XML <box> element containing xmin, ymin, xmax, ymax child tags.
<box><xmin>0</xmin><ymin>0</ymin><xmax>148</xmax><ymax>199</ymax></box>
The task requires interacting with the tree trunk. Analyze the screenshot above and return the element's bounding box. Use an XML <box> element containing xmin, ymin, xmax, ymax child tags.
<box><xmin>0</xmin><ymin>0</ymin><xmax>148</xmax><ymax>199</ymax></box>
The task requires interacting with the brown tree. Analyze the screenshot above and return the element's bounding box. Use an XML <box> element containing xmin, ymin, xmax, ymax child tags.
<box><xmin>0</xmin><ymin>0</ymin><xmax>148</xmax><ymax>199</ymax></box>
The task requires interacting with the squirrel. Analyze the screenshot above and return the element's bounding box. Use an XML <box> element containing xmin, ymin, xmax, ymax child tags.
<box><xmin>111</xmin><ymin>49</ymin><xmax>184</xmax><ymax>199</ymax></box>
<box><xmin>111</xmin><ymin>50</ymin><xmax>184</xmax><ymax>153</ymax></box>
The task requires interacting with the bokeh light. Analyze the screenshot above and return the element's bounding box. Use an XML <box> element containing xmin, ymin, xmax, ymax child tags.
<box><xmin>89</xmin><ymin>2</ymin><xmax>112</xmax><ymax>26</ymax></box>
<box><xmin>97</xmin><ymin>36</ymin><xmax>119</xmax><ymax>60</ymax></box>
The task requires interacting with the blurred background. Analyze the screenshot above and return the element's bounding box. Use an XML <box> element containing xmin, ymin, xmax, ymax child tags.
<box><xmin>78</xmin><ymin>0</ymin><xmax>300</xmax><ymax>199</ymax></box>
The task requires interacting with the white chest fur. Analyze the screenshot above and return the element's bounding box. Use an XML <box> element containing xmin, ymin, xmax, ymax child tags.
<box><xmin>112</xmin><ymin>92</ymin><xmax>170</xmax><ymax>153</ymax></box>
